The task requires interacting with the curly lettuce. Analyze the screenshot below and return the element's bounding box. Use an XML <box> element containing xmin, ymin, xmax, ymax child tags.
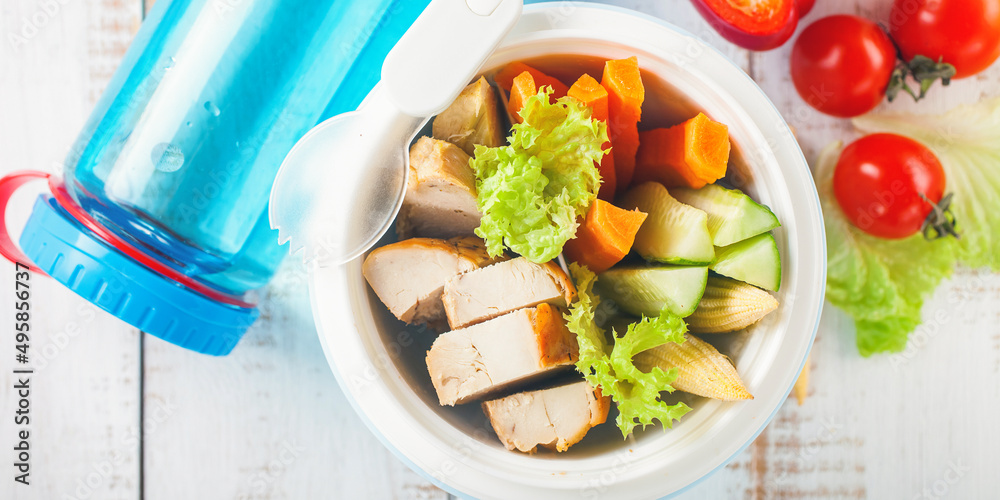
<box><xmin>565</xmin><ymin>264</ymin><xmax>691</xmax><ymax>438</ymax></box>
<box><xmin>854</xmin><ymin>98</ymin><xmax>1000</xmax><ymax>271</ymax></box>
<box><xmin>821</xmin><ymin>98</ymin><xmax>1000</xmax><ymax>356</ymax></box>
<box><xmin>470</xmin><ymin>88</ymin><xmax>607</xmax><ymax>263</ymax></box>
<box><xmin>816</xmin><ymin>142</ymin><xmax>956</xmax><ymax>356</ymax></box>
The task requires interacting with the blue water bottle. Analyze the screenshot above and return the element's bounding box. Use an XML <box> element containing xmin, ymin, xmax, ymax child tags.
<box><xmin>0</xmin><ymin>0</ymin><xmax>430</xmax><ymax>355</ymax></box>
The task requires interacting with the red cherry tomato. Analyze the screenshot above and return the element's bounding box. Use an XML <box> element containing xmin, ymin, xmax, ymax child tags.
<box><xmin>833</xmin><ymin>133</ymin><xmax>946</xmax><ymax>239</ymax></box>
<box><xmin>790</xmin><ymin>15</ymin><xmax>897</xmax><ymax>117</ymax></box>
<box><xmin>796</xmin><ymin>0</ymin><xmax>815</xmax><ymax>18</ymax></box>
<box><xmin>889</xmin><ymin>0</ymin><xmax>1000</xmax><ymax>79</ymax></box>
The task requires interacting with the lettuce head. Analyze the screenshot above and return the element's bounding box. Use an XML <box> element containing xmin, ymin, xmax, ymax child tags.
<box><xmin>470</xmin><ymin>88</ymin><xmax>607</xmax><ymax>263</ymax></box>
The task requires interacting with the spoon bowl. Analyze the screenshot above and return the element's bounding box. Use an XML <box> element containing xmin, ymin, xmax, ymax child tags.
<box><xmin>271</xmin><ymin>87</ymin><xmax>425</xmax><ymax>266</ymax></box>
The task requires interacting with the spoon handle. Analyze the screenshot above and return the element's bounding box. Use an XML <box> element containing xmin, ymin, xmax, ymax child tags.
<box><xmin>382</xmin><ymin>0</ymin><xmax>523</xmax><ymax>117</ymax></box>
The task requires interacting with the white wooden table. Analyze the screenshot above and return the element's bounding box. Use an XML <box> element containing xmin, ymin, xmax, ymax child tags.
<box><xmin>2</xmin><ymin>0</ymin><xmax>998</xmax><ymax>498</ymax></box>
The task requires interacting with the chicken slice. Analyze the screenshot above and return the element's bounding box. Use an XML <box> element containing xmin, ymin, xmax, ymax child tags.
<box><xmin>425</xmin><ymin>304</ymin><xmax>579</xmax><ymax>406</ymax></box>
<box><xmin>362</xmin><ymin>237</ymin><xmax>501</xmax><ymax>328</ymax></box>
<box><xmin>482</xmin><ymin>380</ymin><xmax>610</xmax><ymax>453</ymax></box>
<box><xmin>396</xmin><ymin>137</ymin><xmax>481</xmax><ymax>239</ymax></box>
<box><xmin>432</xmin><ymin>76</ymin><xmax>504</xmax><ymax>157</ymax></box>
<box><xmin>442</xmin><ymin>257</ymin><xmax>576</xmax><ymax>330</ymax></box>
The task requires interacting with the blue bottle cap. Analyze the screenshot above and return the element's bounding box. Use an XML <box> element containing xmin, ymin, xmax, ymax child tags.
<box><xmin>19</xmin><ymin>195</ymin><xmax>257</xmax><ymax>356</ymax></box>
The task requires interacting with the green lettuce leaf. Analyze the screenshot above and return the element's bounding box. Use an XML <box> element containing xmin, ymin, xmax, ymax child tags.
<box><xmin>853</xmin><ymin>98</ymin><xmax>1000</xmax><ymax>271</ymax></box>
<box><xmin>565</xmin><ymin>263</ymin><xmax>691</xmax><ymax>438</ymax></box>
<box><xmin>815</xmin><ymin>142</ymin><xmax>956</xmax><ymax>356</ymax></box>
<box><xmin>470</xmin><ymin>88</ymin><xmax>607</xmax><ymax>262</ymax></box>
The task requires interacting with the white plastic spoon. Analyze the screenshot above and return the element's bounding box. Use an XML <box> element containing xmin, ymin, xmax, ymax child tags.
<box><xmin>269</xmin><ymin>0</ymin><xmax>523</xmax><ymax>267</ymax></box>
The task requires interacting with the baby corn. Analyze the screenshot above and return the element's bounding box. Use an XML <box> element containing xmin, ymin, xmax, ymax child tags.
<box><xmin>635</xmin><ymin>333</ymin><xmax>752</xmax><ymax>401</ymax></box>
<box><xmin>792</xmin><ymin>354</ymin><xmax>810</xmax><ymax>406</ymax></box>
<box><xmin>687</xmin><ymin>277</ymin><xmax>779</xmax><ymax>334</ymax></box>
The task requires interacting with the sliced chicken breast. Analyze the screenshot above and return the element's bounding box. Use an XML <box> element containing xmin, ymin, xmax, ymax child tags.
<box><xmin>432</xmin><ymin>76</ymin><xmax>504</xmax><ymax>157</ymax></box>
<box><xmin>442</xmin><ymin>257</ymin><xmax>576</xmax><ymax>329</ymax></box>
<box><xmin>396</xmin><ymin>137</ymin><xmax>481</xmax><ymax>239</ymax></box>
<box><xmin>362</xmin><ymin>237</ymin><xmax>500</xmax><ymax>328</ymax></box>
<box><xmin>482</xmin><ymin>380</ymin><xmax>610</xmax><ymax>453</ymax></box>
<box><xmin>426</xmin><ymin>304</ymin><xmax>579</xmax><ymax>406</ymax></box>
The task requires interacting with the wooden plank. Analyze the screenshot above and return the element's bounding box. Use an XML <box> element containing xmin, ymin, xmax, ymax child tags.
<box><xmin>680</xmin><ymin>0</ymin><xmax>1000</xmax><ymax>498</ymax></box>
<box><xmin>141</xmin><ymin>261</ymin><xmax>448</xmax><ymax>500</ymax></box>
<box><xmin>0</xmin><ymin>0</ymin><xmax>143</xmax><ymax>499</ymax></box>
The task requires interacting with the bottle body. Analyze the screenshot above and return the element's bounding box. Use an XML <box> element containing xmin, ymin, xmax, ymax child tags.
<box><xmin>64</xmin><ymin>0</ymin><xmax>428</xmax><ymax>293</ymax></box>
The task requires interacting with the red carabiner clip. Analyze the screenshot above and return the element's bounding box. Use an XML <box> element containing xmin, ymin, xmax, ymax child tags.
<box><xmin>1</xmin><ymin>170</ymin><xmax>255</xmax><ymax>308</ymax></box>
<box><xmin>0</xmin><ymin>170</ymin><xmax>50</xmax><ymax>274</ymax></box>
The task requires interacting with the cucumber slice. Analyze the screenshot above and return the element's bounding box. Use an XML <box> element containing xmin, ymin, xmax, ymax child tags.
<box><xmin>622</xmin><ymin>182</ymin><xmax>715</xmax><ymax>265</ymax></box>
<box><xmin>710</xmin><ymin>233</ymin><xmax>781</xmax><ymax>291</ymax></box>
<box><xmin>671</xmin><ymin>184</ymin><xmax>780</xmax><ymax>247</ymax></box>
<box><xmin>597</xmin><ymin>265</ymin><xmax>708</xmax><ymax>318</ymax></box>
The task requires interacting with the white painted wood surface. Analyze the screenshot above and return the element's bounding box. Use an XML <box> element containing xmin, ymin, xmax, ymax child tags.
<box><xmin>1</xmin><ymin>1</ymin><xmax>142</xmax><ymax>499</ymax></box>
<box><xmin>1</xmin><ymin>0</ymin><xmax>998</xmax><ymax>499</ymax></box>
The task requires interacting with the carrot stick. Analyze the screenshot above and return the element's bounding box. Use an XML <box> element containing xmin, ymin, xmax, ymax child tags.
<box><xmin>494</xmin><ymin>62</ymin><xmax>569</xmax><ymax>98</ymax></box>
<box><xmin>568</xmin><ymin>74</ymin><xmax>609</xmax><ymax>119</ymax></box>
<box><xmin>508</xmin><ymin>71</ymin><xmax>536</xmax><ymax>124</ymax></box>
<box><xmin>562</xmin><ymin>200</ymin><xmax>648</xmax><ymax>274</ymax></box>
<box><xmin>568</xmin><ymin>74</ymin><xmax>616</xmax><ymax>200</ymax></box>
<box><xmin>601</xmin><ymin>57</ymin><xmax>644</xmax><ymax>193</ymax></box>
<box><xmin>634</xmin><ymin>113</ymin><xmax>730</xmax><ymax>189</ymax></box>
